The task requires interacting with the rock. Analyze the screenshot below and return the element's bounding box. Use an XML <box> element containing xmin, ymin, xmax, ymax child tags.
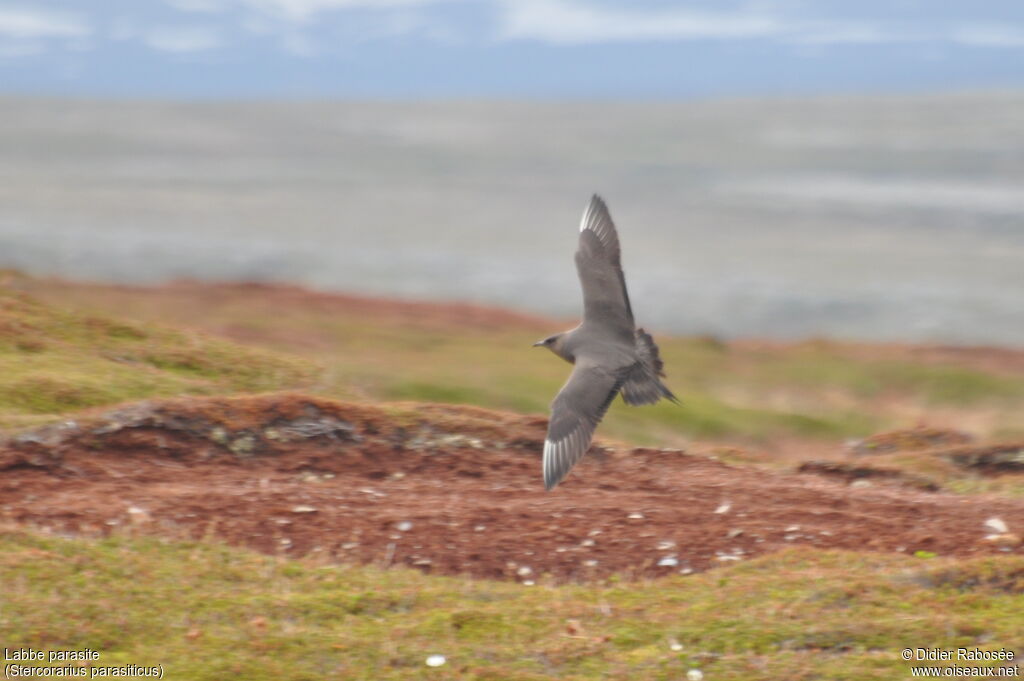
<box><xmin>981</xmin><ymin>533</ymin><xmax>1021</xmax><ymax>548</ymax></box>
<box><xmin>847</xmin><ymin>427</ymin><xmax>973</xmax><ymax>455</ymax></box>
<box><xmin>291</xmin><ymin>505</ymin><xmax>317</xmax><ymax>513</ymax></box>
<box><xmin>985</xmin><ymin>517</ymin><xmax>1009</xmax><ymax>534</ymax></box>
<box><xmin>939</xmin><ymin>444</ymin><xmax>1024</xmax><ymax>474</ymax></box>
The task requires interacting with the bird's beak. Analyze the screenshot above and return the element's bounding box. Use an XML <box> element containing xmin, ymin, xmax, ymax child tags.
<box><xmin>532</xmin><ymin>340</ymin><xmax>544</xmax><ymax>347</ymax></box>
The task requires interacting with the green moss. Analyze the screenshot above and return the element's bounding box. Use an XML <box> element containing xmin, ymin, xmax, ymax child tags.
<box><xmin>0</xmin><ymin>289</ymin><xmax>316</xmax><ymax>428</ymax></box>
<box><xmin>2</xmin><ymin>531</ymin><xmax>1022</xmax><ymax>681</ymax></box>
<box><xmin>8</xmin><ymin>278</ymin><xmax>1024</xmax><ymax>446</ymax></box>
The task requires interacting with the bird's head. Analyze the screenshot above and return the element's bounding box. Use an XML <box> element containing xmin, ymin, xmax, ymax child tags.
<box><xmin>533</xmin><ymin>333</ymin><xmax>569</xmax><ymax>359</ymax></box>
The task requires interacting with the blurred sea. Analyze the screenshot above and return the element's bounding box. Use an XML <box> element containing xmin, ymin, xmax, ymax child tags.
<box><xmin>0</xmin><ymin>93</ymin><xmax>1021</xmax><ymax>345</ymax></box>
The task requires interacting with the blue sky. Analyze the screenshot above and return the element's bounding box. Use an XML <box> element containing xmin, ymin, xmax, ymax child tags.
<box><xmin>1</xmin><ymin>0</ymin><xmax>1024</xmax><ymax>97</ymax></box>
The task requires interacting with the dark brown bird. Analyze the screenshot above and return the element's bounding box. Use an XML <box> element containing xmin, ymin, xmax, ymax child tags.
<box><xmin>534</xmin><ymin>195</ymin><xmax>677</xmax><ymax>490</ymax></box>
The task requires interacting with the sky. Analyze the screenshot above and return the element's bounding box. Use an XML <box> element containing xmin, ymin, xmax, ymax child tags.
<box><xmin>1</xmin><ymin>0</ymin><xmax>1024</xmax><ymax>97</ymax></box>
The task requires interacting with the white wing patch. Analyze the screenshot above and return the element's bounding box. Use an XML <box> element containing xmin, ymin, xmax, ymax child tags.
<box><xmin>542</xmin><ymin>423</ymin><xmax>594</xmax><ymax>490</ymax></box>
<box><xmin>579</xmin><ymin>195</ymin><xmax>616</xmax><ymax>254</ymax></box>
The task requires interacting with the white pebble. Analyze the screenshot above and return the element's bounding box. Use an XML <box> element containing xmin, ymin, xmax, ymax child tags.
<box><xmin>687</xmin><ymin>670</ymin><xmax>704</xmax><ymax>681</ymax></box>
<box><xmin>396</xmin><ymin>521</ymin><xmax>413</xmax><ymax>532</ymax></box>
<box><xmin>714</xmin><ymin>502</ymin><xmax>731</xmax><ymax>514</ymax></box>
<box><xmin>985</xmin><ymin>517</ymin><xmax>1009</xmax><ymax>534</ymax></box>
<box><xmin>425</xmin><ymin>655</ymin><xmax>446</xmax><ymax>667</ymax></box>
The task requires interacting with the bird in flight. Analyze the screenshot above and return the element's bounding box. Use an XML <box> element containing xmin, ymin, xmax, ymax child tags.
<box><xmin>534</xmin><ymin>195</ymin><xmax>677</xmax><ymax>490</ymax></box>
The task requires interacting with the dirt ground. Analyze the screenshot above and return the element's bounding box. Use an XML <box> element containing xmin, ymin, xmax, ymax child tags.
<box><xmin>2</xmin><ymin>394</ymin><xmax>1022</xmax><ymax>582</ymax></box>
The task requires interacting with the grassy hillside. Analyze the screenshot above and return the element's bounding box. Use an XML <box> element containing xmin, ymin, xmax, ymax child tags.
<box><xmin>0</xmin><ymin>286</ymin><xmax>315</xmax><ymax>429</ymax></box>
<box><xmin>3</xmin><ymin>528</ymin><xmax>1021</xmax><ymax>681</ymax></box>
<box><xmin>10</xmin><ymin>276</ymin><xmax>1024</xmax><ymax>448</ymax></box>
<box><xmin>2</xmin><ymin>276</ymin><xmax>1023</xmax><ymax>679</ymax></box>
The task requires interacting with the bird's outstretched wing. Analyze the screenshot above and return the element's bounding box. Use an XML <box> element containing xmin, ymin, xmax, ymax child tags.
<box><xmin>543</xmin><ymin>361</ymin><xmax>622</xmax><ymax>490</ymax></box>
<box><xmin>575</xmin><ymin>195</ymin><xmax>634</xmax><ymax>338</ymax></box>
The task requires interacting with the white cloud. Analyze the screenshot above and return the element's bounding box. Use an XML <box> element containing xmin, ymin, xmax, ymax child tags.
<box><xmin>952</xmin><ymin>24</ymin><xmax>1024</xmax><ymax>48</ymax></box>
<box><xmin>0</xmin><ymin>6</ymin><xmax>90</xmax><ymax>38</ymax></box>
<box><xmin>144</xmin><ymin>25</ymin><xmax>223</xmax><ymax>52</ymax></box>
<box><xmin>165</xmin><ymin>0</ymin><xmax>226</xmax><ymax>12</ymax></box>
<box><xmin>168</xmin><ymin>0</ymin><xmax>448</xmax><ymax>23</ymax></box>
<box><xmin>495</xmin><ymin>0</ymin><xmax>1024</xmax><ymax>50</ymax></box>
<box><xmin>499</xmin><ymin>1</ymin><xmax>783</xmax><ymax>44</ymax></box>
<box><xmin>156</xmin><ymin>0</ymin><xmax>1024</xmax><ymax>54</ymax></box>
<box><xmin>790</xmin><ymin>24</ymin><xmax>918</xmax><ymax>46</ymax></box>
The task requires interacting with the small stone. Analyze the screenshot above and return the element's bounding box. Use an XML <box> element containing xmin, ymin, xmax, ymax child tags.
<box><xmin>981</xmin><ymin>533</ymin><xmax>1022</xmax><ymax>547</ymax></box>
<box><xmin>669</xmin><ymin>639</ymin><xmax>683</xmax><ymax>652</ymax></box>
<box><xmin>425</xmin><ymin>655</ymin><xmax>446</xmax><ymax>667</ymax></box>
<box><xmin>396</xmin><ymin>521</ymin><xmax>413</xmax><ymax>532</ymax></box>
<box><xmin>522</xmin><ymin>580</ymin><xmax>535</xmax><ymax>586</ymax></box>
<box><xmin>785</xmin><ymin>525</ymin><xmax>801</xmax><ymax>532</ymax></box>
<box><xmin>474</xmin><ymin>525</ymin><xmax>486</xmax><ymax>532</ymax></box>
<box><xmin>628</xmin><ymin>512</ymin><xmax>645</xmax><ymax>519</ymax></box>
<box><xmin>687</xmin><ymin>670</ymin><xmax>704</xmax><ymax>681</ymax></box>
<box><xmin>583</xmin><ymin>559</ymin><xmax>598</xmax><ymax>567</ymax></box>
<box><xmin>679</xmin><ymin>567</ymin><xmax>694</xmax><ymax>575</ymax></box>
<box><xmin>126</xmin><ymin>506</ymin><xmax>150</xmax><ymax>525</ymax></box>
<box><xmin>850</xmin><ymin>479</ymin><xmax>873</xmax><ymax>489</ymax></box>
<box><xmin>985</xmin><ymin>517</ymin><xmax>1009</xmax><ymax>534</ymax></box>
<box><xmin>517</xmin><ymin>566</ymin><xmax>533</xmax><ymax>576</ymax></box>
<box><xmin>291</xmin><ymin>505</ymin><xmax>317</xmax><ymax>513</ymax></box>
<box><xmin>580</xmin><ymin>538</ymin><xmax>595</xmax><ymax>547</ymax></box>
<box><xmin>229</xmin><ymin>434</ymin><xmax>258</xmax><ymax>455</ymax></box>
<box><xmin>657</xmin><ymin>540</ymin><xmax>676</xmax><ymax>550</ymax></box>
<box><xmin>727</xmin><ymin>528</ymin><xmax>743</xmax><ymax>538</ymax></box>
<box><xmin>657</xmin><ymin>556</ymin><xmax>679</xmax><ymax>567</ymax></box>
<box><xmin>341</xmin><ymin>542</ymin><xmax>359</xmax><ymax>550</ymax></box>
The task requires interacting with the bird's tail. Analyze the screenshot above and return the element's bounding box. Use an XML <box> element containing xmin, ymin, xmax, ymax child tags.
<box><xmin>621</xmin><ymin>328</ymin><xmax>678</xmax><ymax>406</ymax></box>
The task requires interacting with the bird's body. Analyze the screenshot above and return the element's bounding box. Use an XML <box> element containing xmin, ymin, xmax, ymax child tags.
<box><xmin>534</xmin><ymin>195</ymin><xmax>676</xmax><ymax>490</ymax></box>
